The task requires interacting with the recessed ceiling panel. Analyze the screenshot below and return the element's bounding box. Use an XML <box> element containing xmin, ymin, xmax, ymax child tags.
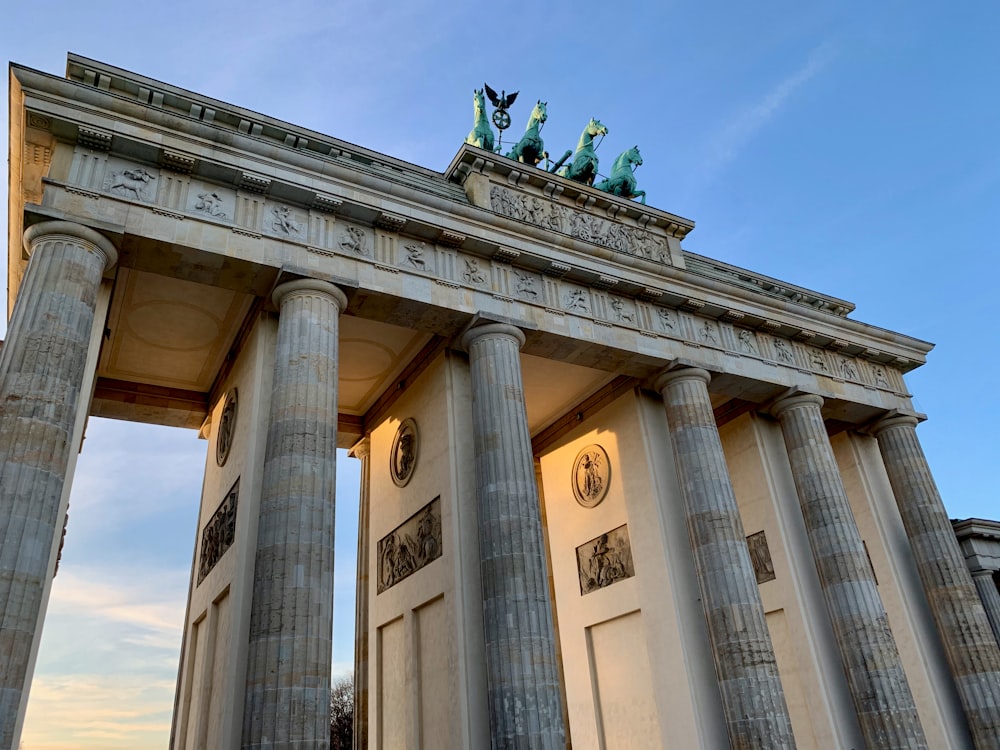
<box><xmin>521</xmin><ymin>353</ymin><xmax>615</xmax><ymax>435</ymax></box>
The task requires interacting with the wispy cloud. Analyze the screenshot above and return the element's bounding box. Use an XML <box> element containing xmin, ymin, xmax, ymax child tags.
<box><xmin>700</xmin><ymin>42</ymin><xmax>837</xmax><ymax>184</ymax></box>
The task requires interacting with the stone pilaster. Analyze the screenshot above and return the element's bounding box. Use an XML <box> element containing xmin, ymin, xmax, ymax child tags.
<box><xmin>655</xmin><ymin>368</ymin><xmax>796</xmax><ymax>749</ymax></box>
<box><xmin>872</xmin><ymin>415</ymin><xmax>1000</xmax><ymax>747</ymax></box>
<box><xmin>242</xmin><ymin>279</ymin><xmax>348</xmax><ymax>750</ymax></box>
<box><xmin>771</xmin><ymin>395</ymin><xmax>927</xmax><ymax>748</ymax></box>
<box><xmin>0</xmin><ymin>221</ymin><xmax>117</xmax><ymax>749</ymax></box>
<box><xmin>971</xmin><ymin>571</ymin><xmax>1000</xmax><ymax>647</ymax></box>
<box><xmin>350</xmin><ymin>436</ymin><xmax>371</xmax><ymax>750</ymax></box>
<box><xmin>459</xmin><ymin>323</ymin><xmax>565</xmax><ymax>750</ymax></box>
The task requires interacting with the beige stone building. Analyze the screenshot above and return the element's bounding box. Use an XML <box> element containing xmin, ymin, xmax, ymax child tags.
<box><xmin>2</xmin><ymin>55</ymin><xmax>999</xmax><ymax>749</ymax></box>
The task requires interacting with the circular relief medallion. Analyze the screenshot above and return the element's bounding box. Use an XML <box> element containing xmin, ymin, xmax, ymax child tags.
<box><xmin>572</xmin><ymin>444</ymin><xmax>611</xmax><ymax>508</ymax></box>
<box><xmin>390</xmin><ymin>418</ymin><xmax>419</xmax><ymax>487</ymax></box>
<box><xmin>215</xmin><ymin>389</ymin><xmax>238</xmax><ymax>467</ymax></box>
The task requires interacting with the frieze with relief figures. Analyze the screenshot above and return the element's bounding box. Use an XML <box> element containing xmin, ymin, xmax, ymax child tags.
<box><xmin>489</xmin><ymin>185</ymin><xmax>669</xmax><ymax>264</ymax></box>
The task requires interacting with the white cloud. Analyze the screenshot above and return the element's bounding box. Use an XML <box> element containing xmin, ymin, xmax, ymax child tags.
<box><xmin>701</xmin><ymin>42</ymin><xmax>837</xmax><ymax>183</ymax></box>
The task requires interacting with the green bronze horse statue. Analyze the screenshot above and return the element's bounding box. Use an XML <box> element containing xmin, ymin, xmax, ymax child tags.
<box><xmin>556</xmin><ymin>118</ymin><xmax>608</xmax><ymax>186</ymax></box>
<box><xmin>506</xmin><ymin>100</ymin><xmax>548</xmax><ymax>165</ymax></box>
<box><xmin>595</xmin><ymin>145</ymin><xmax>646</xmax><ymax>204</ymax></box>
<box><xmin>465</xmin><ymin>88</ymin><xmax>495</xmax><ymax>152</ymax></box>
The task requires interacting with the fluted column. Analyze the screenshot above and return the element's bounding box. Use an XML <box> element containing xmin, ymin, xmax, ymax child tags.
<box><xmin>242</xmin><ymin>279</ymin><xmax>348</xmax><ymax>750</ymax></box>
<box><xmin>772</xmin><ymin>394</ymin><xmax>927</xmax><ymax>748</ymax></box>
<box><xmin>655</xmin><ymin>368</ymin><xmax>796</xmax><ymax>749</ymax></box>
<box><xmin>0</xmin><ymin>221</ymin><xmax>117</xmax><ymax>749</ymax></box>
<box><xmin>970</xmin><ymin>571</ymin><xmax>1000</xmax><ymax>646</ymax></box>
<box><xmin>350</xmin><ymin>437</ymin><xmax>371</xmax><ymax>750</ymax></box>
<box><xmin>460</xmin><ymin>323</ymin><xmax>565</xmax><ymax>749</ymax></box>
<box><xmin>873</xmin><ymin>415</ymin><xmax>1000</xmax><ymax>747</ymax></box>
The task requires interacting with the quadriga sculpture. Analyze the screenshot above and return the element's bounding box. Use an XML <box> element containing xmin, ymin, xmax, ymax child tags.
<box><xmin>595</xmin><ymin>145</ymin><xmax>646</xmax><ymax>204</ymax></box>
<box><xmin>465</xmin><ymin>88</ymin><xmax>495</xmax><ymax>152</ymax></box>
<box><xmin>506</xmin><ymin>100</ymin><xmax>548</xmax><ymax>165</ymax></box>
<box><xmin>552</xmin><ymin>117</ymin><xmax>608</xmax><ymax>186</ymax></box>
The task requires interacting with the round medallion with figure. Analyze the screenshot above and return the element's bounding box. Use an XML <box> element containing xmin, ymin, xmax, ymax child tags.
<box><xmin>390</xmin><ymin>418</ymin><xmax>419</xmax><ymax>487</ymax></box>
<box><xmin>572</xmin><ymin>444</ymin><xmax>611</xmax><ymax>508</ymax></box>
<box><xmin>215</xmin><ymin>388</ymin><xmax>238</xmax><ymax>467</ymax></box>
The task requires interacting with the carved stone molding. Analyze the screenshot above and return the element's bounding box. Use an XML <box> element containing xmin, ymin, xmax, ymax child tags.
<box><xmin>160</xmin><ymin>150</ymin><xmax>196</xmax><ymax>174</ymax></box>
<box><xmin>438</xmin><ymin>229</ymin><xmax>466</xmax><ymax>247</ymax></box>
<box><xmin>239</xmin><ymin>172</ymin><xmax>271</xmax><ymax>193</ymax></box>
<box><xmin>374</xmin><ymin>212</ymin><xmax>407</xmax><ymax>232</ymax></box>
<box><xmin>77</xmin><ymin>126</ymin><xmax>112</xmax><ymax>151</ymax></box>
<box><xmin>312</xmin><ymin>193</ymin><xmax>343</xmax><ymax>212</ymax></box>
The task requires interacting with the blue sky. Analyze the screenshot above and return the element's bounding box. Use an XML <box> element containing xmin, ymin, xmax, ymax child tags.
<box><xmin>3</xmin><ymin>1</ymin><xmax>998</xmax><ymax>747</ymax></box>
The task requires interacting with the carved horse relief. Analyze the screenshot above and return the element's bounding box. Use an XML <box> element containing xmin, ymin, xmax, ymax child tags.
<box><xmin>465</xmin><ymin>88</ymin><xmax>495</xmax><ymax>152</ymax></box>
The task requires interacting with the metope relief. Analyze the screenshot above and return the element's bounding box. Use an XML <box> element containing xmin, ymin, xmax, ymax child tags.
<box><xmin>572</xmin><ymin>444</ymin><xmax>611</xmax><ymax>508</ymax></box>
<box><xmin>577</xmin><ymin>524</ymin><xmax>635</xmax><ymax>595</ymax></box>
<box><xmin>267</xmin><ymin>204</ymin><xmax>305</xmax><ymax>237</ymax></box>
<box><xmin>340</xmin><ymin>225</ymin><xmax>368</xmax><ymax>256</ymax></box>
<box><xmin>746</xmin><ymin>530</ymin><xmax>776</xmax><ymax>584</ymax></box>
<box><xmin>104</xmin><ymin>164</ymin><xmax>157</xmax><ymax>202</ymax></box>
<box><xmin>513</xmin><ymin>269</ymin><xmax>539</xmax><ymax>299</ymax></box>
<box><xmin>194</xmin><ymin>190</ymin><xmax>229</xmax><ymax>219</ymax></box>
<box><xmin>377</xmin><ymin>496</ymin><xmax>442</xmax><ymax>593</ymax></box>
<box><xmin>390</xmin><ymin>418</ymin><xmax>418</xmax><ymax>487</ymax></box>
<box><xmin>489</xmin><ymin>185</ymin><xmax>669</xmax><ymax>264</ymax></box>
<box><xmin>198</xmin><ymin>478</ymin><xmax>239</xmax><ymax>584</ymax></box>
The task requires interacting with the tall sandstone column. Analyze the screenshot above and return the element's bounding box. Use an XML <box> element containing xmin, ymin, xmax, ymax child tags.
<box><xmin>771</xmin><ymin>394</ymin><xmax>927</xmax><ymax>748</ymax></box>
<box><xmin>970</xmin><ymin>570</ymin><xmax>1000</xmax><ymax>646</ymax></box>
<box><xmin>242</xmin><ymin>279</ymin><xmax>347</xmax><ymax>750</ymax></box>
<box><xmin>0</xmin><ymin>221</ymin><xmax>117</xmax><ymax>749</ymax></box>
<box><xmin>0</xmin><ymin>221</ymin><xmax>118</xmax><ymax>748</ymax></box>
<box><xmin>655</xmin><ymin>368</ymin><xmax>797</xmax><ymax>749</ymax></box>
<box><xmin>460</xmin><ymin>323</ymin><xmax>565</xmax><ymax>750</ymax></box>
<box><xmin>350</xmin><ymin>437</ymin><xmax>371</xmax><ymax>750</ymax></box>
<box><xmin>873</xmin><ymin>415</ymin><xmax>1000</xmax><ymax>748</ymax></box>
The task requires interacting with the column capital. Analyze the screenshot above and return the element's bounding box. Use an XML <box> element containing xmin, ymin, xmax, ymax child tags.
<box><xmin>272</xmin><ymin>278</ymin><xmax>348</xmax><ymax>311</ymax></box>
<box><xmin>770</xmin><ymin>392</ymin><xmax>824</xmax><ymax>419</ymax></box>
<box><xmin>460</xmin><ymin>322</ymin><xmax>525</xmax><ymax>351</ymax></box>
<box><xmin>653</xmin><ymin>366</ymin><xmax>710</xmax><ymax>394</ymax></box>
<box><xmin>348</xmin><ymin>435</ymin><xmax>371</xmax><ymax>460</ymax></box>
<box><xmin>23</xmin><ymin>220</ymin><xmax>118</xmax><ymax>272</ymax></box>
<box><xmin>869</xmin><ymin>413</ymin><xmax>919</xmax><ymax>436</ymax></box>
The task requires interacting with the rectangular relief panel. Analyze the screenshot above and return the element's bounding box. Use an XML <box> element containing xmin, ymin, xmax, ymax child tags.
<box><xmin>577</xmin><ymin>524</ymin><xmax>635</xmax><ymax>595</ymax></box>
<box><xmin>205</xmin><ymin>589</ymin><xmax>231</xmax><ymax>749</ymax></box>
<box><xmin>587</xmin><ymin>610</ymin><xmax>662</xmax><ymax>750</ymax></box>
<box><xmin>377</xmin><ymin>496</ymin><xmax>442</xmax><ymax>593</ymax></box>
<box><xmin>198</xmin><ymin>478</ymin><xmax>239</xmax><ymax>584</ymax></box>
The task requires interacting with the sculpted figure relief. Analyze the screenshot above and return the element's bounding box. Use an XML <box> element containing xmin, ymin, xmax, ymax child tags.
<box><xmin>108</xmin><ymin>167</ymin><xmax>156</xmax><ymax>201</ymax></box>
<box><xmin>576</xmin><ymin>524</ymin><xmax>635</xmax><ymax>595</ymax></box>
<box><xmin>377</xmin><ymin>496</ymin><xmax>442</xmax><ymax>593</ymax></box>
<box><xmin>340</xmin><ymin>226</ymin><xmax>367</xmax><ymax>256</ymax></box>
<box><xmin>194</xmin><ymin>191</ymin><xmax>228</xmax><ymax>219</ymax></box>
<box><xmin>489</xmin><ymin>185</ymin><xmax>668</xmax><ymax>263</ymax></box>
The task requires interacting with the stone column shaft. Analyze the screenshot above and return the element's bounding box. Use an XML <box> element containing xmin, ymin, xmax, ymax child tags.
<box><xmin>874</xmin><ymin>416</ymin><xmax>1000</xmax><ymax>748</ymax></box>
<box><xmin>772</xmin><ymin>395</ymin><xmax>926</xmax><ymax>748</ymax></box>
<box><xmin>0</xmin><ymin>221</ymin><xmax>116</xmax><ymax>750</ymax></box>
<box><xmin>351</xmin><ymin>437</ymin><xmax>371</xmax><ymax>750</ymax></box>
<box><xmin>972</xmin><ymin>571</ymin><xmax>1000</xmax><ymax>647</ymax></box>
<box><xmin>242</xmin><ymin>279</ymin><xmax>347</xmax><ymax>750</ymax></box>
<box><xmin>656</xmin><ymin>368</ymin><xmax>796</xmax><ymax>749</ymax></box>
<box><xmin>460</xmin><ymin>324</ymin><xmax>565</xmax><ymax>750</ymax></box>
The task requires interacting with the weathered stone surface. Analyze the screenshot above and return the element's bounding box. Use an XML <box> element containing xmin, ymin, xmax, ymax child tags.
<box><xmin>350</xmin><ymin>437</ymin><xmax>370</xmax><ymax>750</ymax></box>
<box><xmin>772</xmin><ymin>395</ymin><xmax>927</xmax><ymax>748</ymax></box>
<box><xmin>655</xmin><ymin>367</ymin><xmax>796</xmax><ymax>749</ymax></box>
<box><xmin>242</xmin><ymin>279</ymin><xmax>347</xmax><ymax>750</ymax></box>
<box><xmin>461</xmin><ymin>323</ymin><xmax>566</xmax><ymax>749</ymax></box>
<box><xmin>873</xmin><ymin>416</ymin><xmax>1000</xmax><ymax>748</ymax></box>
<box><xmin>0</xmin><ymin>221</ymin><xmax>116</xmax><ymax>749</ymax></box>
